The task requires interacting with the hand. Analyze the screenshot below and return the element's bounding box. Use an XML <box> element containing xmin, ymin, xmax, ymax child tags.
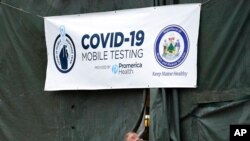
<box><xmin>59</xmin><ymin>45</ymin><xmax>68</xmax><ymax>70</ymax></box>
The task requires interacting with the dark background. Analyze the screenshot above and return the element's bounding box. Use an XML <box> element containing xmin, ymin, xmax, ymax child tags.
<box><xmin>0</xmin><ymin>0</ymin><xmax>250</xmax><ymax>141</ymax></box>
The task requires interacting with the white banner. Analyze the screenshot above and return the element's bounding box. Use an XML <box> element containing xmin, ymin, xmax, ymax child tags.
<box><xmin>44</xmin><ymin>4</ymin><xmax>201</xmax><ymax>90</ymax></box>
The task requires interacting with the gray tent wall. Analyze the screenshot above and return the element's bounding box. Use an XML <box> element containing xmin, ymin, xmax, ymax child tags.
<box><xmin>0</xmin><ymin>0</ymin><xmax>250</xmax><ymax>141</ymax></box>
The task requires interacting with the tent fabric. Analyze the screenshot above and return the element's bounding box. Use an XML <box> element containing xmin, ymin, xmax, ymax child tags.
<box><xmin>193</xmin><ymin>99</ymin><xmax>250</xmax><ymax>141</ymax></box>
<box><xmin>1</xmin><ymin>0</ymin><xmax>250</xmax><ymax>141</ymax></box>
<box><xmin>149</xmin><ymin>89</ymin><xmax>180</xmax><ymax>141</ymax></box>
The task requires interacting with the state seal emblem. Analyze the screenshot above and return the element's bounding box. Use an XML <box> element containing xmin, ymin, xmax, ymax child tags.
<box><xmin>154</xmin><ymin>25</ymin><xmax>189</xmax><ymax>69</ymax></box>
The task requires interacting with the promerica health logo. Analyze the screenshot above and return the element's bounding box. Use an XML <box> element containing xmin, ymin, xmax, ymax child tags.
<box><xmin>112</xmin><ymin>65</ymin><xmax>119</xmax><ymax>74</ymax></box>
<box><xmin>154</xmin><ymin>25</ymin><xmax>189</xmax><ymax>69</ymax></box>
<box><xmin>111</xmin><ymin>62</ymin><xmax>142</xmax><ymax>75</ymax></box>
<box><xmin>53</xmin><ymin>26</ymin><xmax>76</xmax><ymax>73</ymax></box>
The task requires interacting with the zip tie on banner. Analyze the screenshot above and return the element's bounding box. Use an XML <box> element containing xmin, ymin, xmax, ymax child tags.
<box><xmin>0</xmin><ymin>1</ymin><xmax>43</xmax><ymax>19</ymax></box>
